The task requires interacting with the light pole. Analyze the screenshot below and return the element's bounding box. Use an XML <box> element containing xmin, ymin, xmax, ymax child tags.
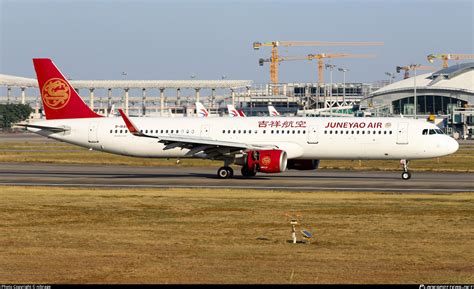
<box><xmin>338</xmin><ymin>67</ymin><xmax>349</xmax><ymax>106</ymax></box>
<box><xmin>409</xmin><ymin>64</ymin><xmax>421</xmax><ymax>119</ymax></box>
<box><xmin>325</xmin><ymin>64</ymin><xmax>336</xmax><ymax>116</ymax></box>
<box><xmin>385</xmin><ymin>72</ymin><xmax>395</xmax><ymax>84</ymax></box>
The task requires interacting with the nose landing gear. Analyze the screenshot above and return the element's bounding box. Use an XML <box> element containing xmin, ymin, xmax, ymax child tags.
<box><xmin>400</xmin><ymin>159</ymin><xmax>411</xmax><ymax>180</ymax></box>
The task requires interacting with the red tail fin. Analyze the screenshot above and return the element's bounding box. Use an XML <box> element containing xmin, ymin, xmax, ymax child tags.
<box><xmin>33</xmin><ymin>58</ymin><xmax>102</xmax><ymax>120</ymax></box>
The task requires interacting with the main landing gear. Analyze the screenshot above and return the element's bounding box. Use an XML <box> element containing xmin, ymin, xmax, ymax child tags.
<box><xmin>241</xmin><ymin>165</ymin><xmax>257</xmax><ymax>177</ymax></box>
<box><xmin>217</xmin><ymin>166</ymin><xmax>234</xmax><ymax>179</ymax></box>
<box><xmin>400</xmin><ymin>159</ymin><xmax>411</xmax><ymax>180</ymax></box>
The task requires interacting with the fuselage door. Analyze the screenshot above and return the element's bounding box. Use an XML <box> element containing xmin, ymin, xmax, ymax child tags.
<box><xmin>88</xmin><ymin>122</ymin><xmax>99</xmax><ymax>143</ymax></box>
<box><xmin>200</xmin><ymin>124</ymin><xmax>210</xmax><ymax>138</ymax></box>
<box><xmin>396</xmin><ymin>122</ymin><xmax>408</xmax><ymax>144</ymax></box>
<box><xmin>307</xmin><ymin>125</ymin><xmax>319</xmax><ymax>144</ymax></box>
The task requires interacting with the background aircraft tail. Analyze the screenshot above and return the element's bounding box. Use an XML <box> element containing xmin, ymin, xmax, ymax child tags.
<box><xmin>227</xmin><ymin>104</ymin><xmax>241</xmax><ymax>117</ymax></box>
<box><xmin>33</xmin><ymin>58</ymin><xmax>102</xmax><ymax>120</ymax></box>
<box><xmin>195</xmin><ymin>102</ymin><xmax>209</xmax><ymax>117</ymax></box>
<box><xmin>268</xmin><ymin>105</ymin><xmax>280</xmax><ymax>116</ymax></box>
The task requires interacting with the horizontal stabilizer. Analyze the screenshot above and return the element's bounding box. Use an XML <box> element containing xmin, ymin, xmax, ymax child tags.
<box><xmin>15</xmin><ymin>123</ymin><xmax>69</xmax><ymax>132</ymax></box>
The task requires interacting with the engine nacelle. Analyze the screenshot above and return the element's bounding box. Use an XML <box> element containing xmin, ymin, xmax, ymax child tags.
<box><xmin>246</xmin><ymin>149</ymin><xmax>287</xmax><ymax>173</ymax></box>
<box><xmin>287</xmin><ymin>159</ymin><xmax>320</xmax><ymax>170</ymax></box>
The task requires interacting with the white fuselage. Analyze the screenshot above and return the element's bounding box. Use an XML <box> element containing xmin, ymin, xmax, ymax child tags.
<box><xmin>28</xmin><ymin>116</ymin><xmax>459</xmax><ymax>160</ymax></box>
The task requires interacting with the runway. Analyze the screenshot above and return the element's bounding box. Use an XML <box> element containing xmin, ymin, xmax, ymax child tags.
<box><xmin>0</xmin><ymin>162</ymin><xmax>473</xmax><ymax>192</ymax></box>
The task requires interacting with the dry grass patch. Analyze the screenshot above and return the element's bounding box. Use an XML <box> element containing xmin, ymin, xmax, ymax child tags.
<box><xmin>0</xmin><ymin>186</ymin><xmax>473</xmax><ymax>284</ymax></box>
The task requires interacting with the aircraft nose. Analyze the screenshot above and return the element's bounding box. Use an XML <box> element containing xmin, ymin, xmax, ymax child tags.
<box><xmin>446</xmin><ymin>137</ymin><xmax>459</xmax><ymax>155</ymax></box>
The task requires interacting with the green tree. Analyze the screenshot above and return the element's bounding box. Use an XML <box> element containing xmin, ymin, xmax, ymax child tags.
<box><xmin>0</xmin><ymin>103</ymin><xmax>33</xmax><ymax>129</ymax></box>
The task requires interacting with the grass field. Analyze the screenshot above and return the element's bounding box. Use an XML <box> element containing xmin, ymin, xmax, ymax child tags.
<box><xmin>1</xmin><ymin>186</ymin><xmax>473</xmax><ymax>284</ymax></box>
<box><xmin>1</xmin><ymin>140</ymin><xmax>474</xmax><ymax>172</ymax></box>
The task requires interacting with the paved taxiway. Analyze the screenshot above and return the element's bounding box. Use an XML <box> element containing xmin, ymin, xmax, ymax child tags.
<box><xmin>0</xmin><ymin>163</ymin><xmax>472</xmax><ymax>192</ymax></box>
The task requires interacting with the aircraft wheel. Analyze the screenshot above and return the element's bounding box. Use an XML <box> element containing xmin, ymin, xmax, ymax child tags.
<box><xmin>401</xmin><ymin>171</ymin><xmax>411</xmax><ymax>180</ymax></box>
<box><xmin>241</xmin><ymin>166</ymin><xmax>257</xmax><ymax>177</ymax></box>
<box><xmin>227</xmin><ymin>167</ymin><xmax>234</xmax><ymax>178</ymax></box>
<box><xmin>218</xmin><ymin>166</ymin><xmax>233</xmax><ymax>179</ymax></box>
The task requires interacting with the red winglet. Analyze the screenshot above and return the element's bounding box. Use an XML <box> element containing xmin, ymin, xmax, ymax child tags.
<box><xmin>118</xmin><ymin>109</ymin><xmax>141</xmax><ymax>135</ymax></box>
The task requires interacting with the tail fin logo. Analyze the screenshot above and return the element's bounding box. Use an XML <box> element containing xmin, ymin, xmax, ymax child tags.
<box><xmin>42</xmin><ymin>78</ymin><xmax>71</xmax><ymax>110</ymax></box>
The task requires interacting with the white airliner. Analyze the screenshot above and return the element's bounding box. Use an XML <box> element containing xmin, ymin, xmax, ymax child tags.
<box><xmin>268</xmin><ymin>105</ymin><xmax>280</xmax><ymax>116</ymax></box>
<box><xmin>21</xmin><ymin>58</ymin><xmax>459</xmax><ymax>180</ymax></box>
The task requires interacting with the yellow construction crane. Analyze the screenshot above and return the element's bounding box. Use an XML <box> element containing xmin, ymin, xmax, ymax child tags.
<box><xmin>259</xmin><ymin>53</ymin><xmax>375</xmax><ymax>84</ymax></box>
<box><xmin>396</xmin><ymin>65</ymin><xmax>436</xmax><ymax>79</ymax></box>
<box><xmin>253</xmin><ymin>41</ymin><xmax>384</xmax><ymax>85</ymax></box>
<box><xmin>307</xmin><ymin>53</ymin><xmax>375</xmax><ymax>84</ymax></box>
<box><xmin>427</xmin><ymin>53</ymin><xmax>474</xmax><ymax>68</ymax></box>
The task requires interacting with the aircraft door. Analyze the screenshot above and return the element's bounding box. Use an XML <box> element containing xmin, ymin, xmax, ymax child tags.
<box><xmin>200</xmin><ymin>125</ymin><xmax>210</xmax><ymax>138</ymax></box>
<box><xmin>396</xmin><ymin>122</ymin><xmax>408</xmax><ymax>144</ymax></box>
<box><xmin>88</xmin><ymin>122</ymin><xmax>99</xmax><ymax>143</ymax></box>
<box><xmin>307</xmin><ymin>125</ymin><xmax>319</xmax><ymax>144</ymax></box>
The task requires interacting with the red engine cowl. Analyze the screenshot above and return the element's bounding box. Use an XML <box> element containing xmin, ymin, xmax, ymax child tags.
<box><xmin>246</xmin><ymin>149</ymin><xmax>287</xmax><ymax>173</ymax></box>
<box><xmin>287</xmin><ymin>159</ymin><xmax>320</xmax><ymax>170</ymax></box>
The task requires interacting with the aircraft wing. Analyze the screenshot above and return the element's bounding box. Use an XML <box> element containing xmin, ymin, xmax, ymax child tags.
<box><xmin>118</xmin><ymin>109</ymin><xmax>276</xmax><ymax>159</ymax></box>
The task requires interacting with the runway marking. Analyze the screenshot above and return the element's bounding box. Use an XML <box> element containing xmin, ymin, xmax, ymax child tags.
<box><xmin>0</xmin><ymin>182</ymin><xmax>471</xmax><ymax>193</ymax></box>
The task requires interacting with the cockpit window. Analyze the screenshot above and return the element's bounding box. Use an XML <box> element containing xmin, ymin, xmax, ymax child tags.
<box><xmin>429</xmin><ymin>129</ymin><xmax>436</xmax><ymax>135</ymax></box>
<box><xmin>422</xmin><ymin>129</ymin><xmax>428</xmax><ymax>135</ymax></box>
<box><xmin>435</xmin><ymin>129</ymin><xmax>443</xmax><ymax>134</ymax></box>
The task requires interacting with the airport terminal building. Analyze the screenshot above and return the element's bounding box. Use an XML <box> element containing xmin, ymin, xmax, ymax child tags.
<box><xmin>365</xmin><ymin>63</ymin><xmax>474</xmax><ymax>139</ymax></box>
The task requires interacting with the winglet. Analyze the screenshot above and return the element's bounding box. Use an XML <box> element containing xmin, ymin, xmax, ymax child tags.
<box><xmin>118</xmin><ymin>109</ymin><xmax>142</xmax><ymax>136</ymax></box>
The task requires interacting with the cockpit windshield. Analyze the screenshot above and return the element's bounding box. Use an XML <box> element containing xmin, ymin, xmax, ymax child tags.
<box><xmin>422</xmin><ymin>128</ymin><xmax>444</xmax><ymax>135</ymax></box>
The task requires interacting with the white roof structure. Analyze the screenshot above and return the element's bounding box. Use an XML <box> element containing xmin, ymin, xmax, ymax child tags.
<box><xmin>0</xmin><ymin>74</ymin><xmax>253</xmax><ymax>89</ymax></box>
<box><xmin>371</xmin><ymin>63</ymin><xmax>474</xmax><ymax>97</ymax></box>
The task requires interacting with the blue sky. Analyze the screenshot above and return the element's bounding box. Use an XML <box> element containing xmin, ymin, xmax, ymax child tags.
<box><xmin>1</xmin><ymin>0</ymin><xmax>473</xmax><ymax>84</ymax></box>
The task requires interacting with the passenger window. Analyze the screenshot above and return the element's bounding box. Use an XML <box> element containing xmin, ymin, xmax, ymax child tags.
<box><xmin>351</xmin><ymin>131</ymin><xmax>354</xmax><ymax>134</ymax></box>
<box><xmin>429</xmin><ymin>129</ymin><xmax>436</xmax><ymax>135</ymax></box>
<box><xmin>303</xmin><ymin>131</ymin><xmax>306</xmax><ymax>134</ymax></box>
<box><xmin>329</xmin><ymin>131</ymin><xmax>332</xmax><ymax>134</ymax></box>
<box><xmin>335</xmin><ymin>131</ymin><xmax>338</xmax><ymax>134</ymax></box>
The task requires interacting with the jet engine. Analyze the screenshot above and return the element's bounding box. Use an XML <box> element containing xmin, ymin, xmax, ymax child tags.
<box><xmin>245</xmin><ymin>149</ymin><xmax>287</xmax><ymax>174</ymax></box>
<box><xmin>287</xmin><ymin>159</ymin><xmax>320</xmax><ymax>170</ymax></box>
